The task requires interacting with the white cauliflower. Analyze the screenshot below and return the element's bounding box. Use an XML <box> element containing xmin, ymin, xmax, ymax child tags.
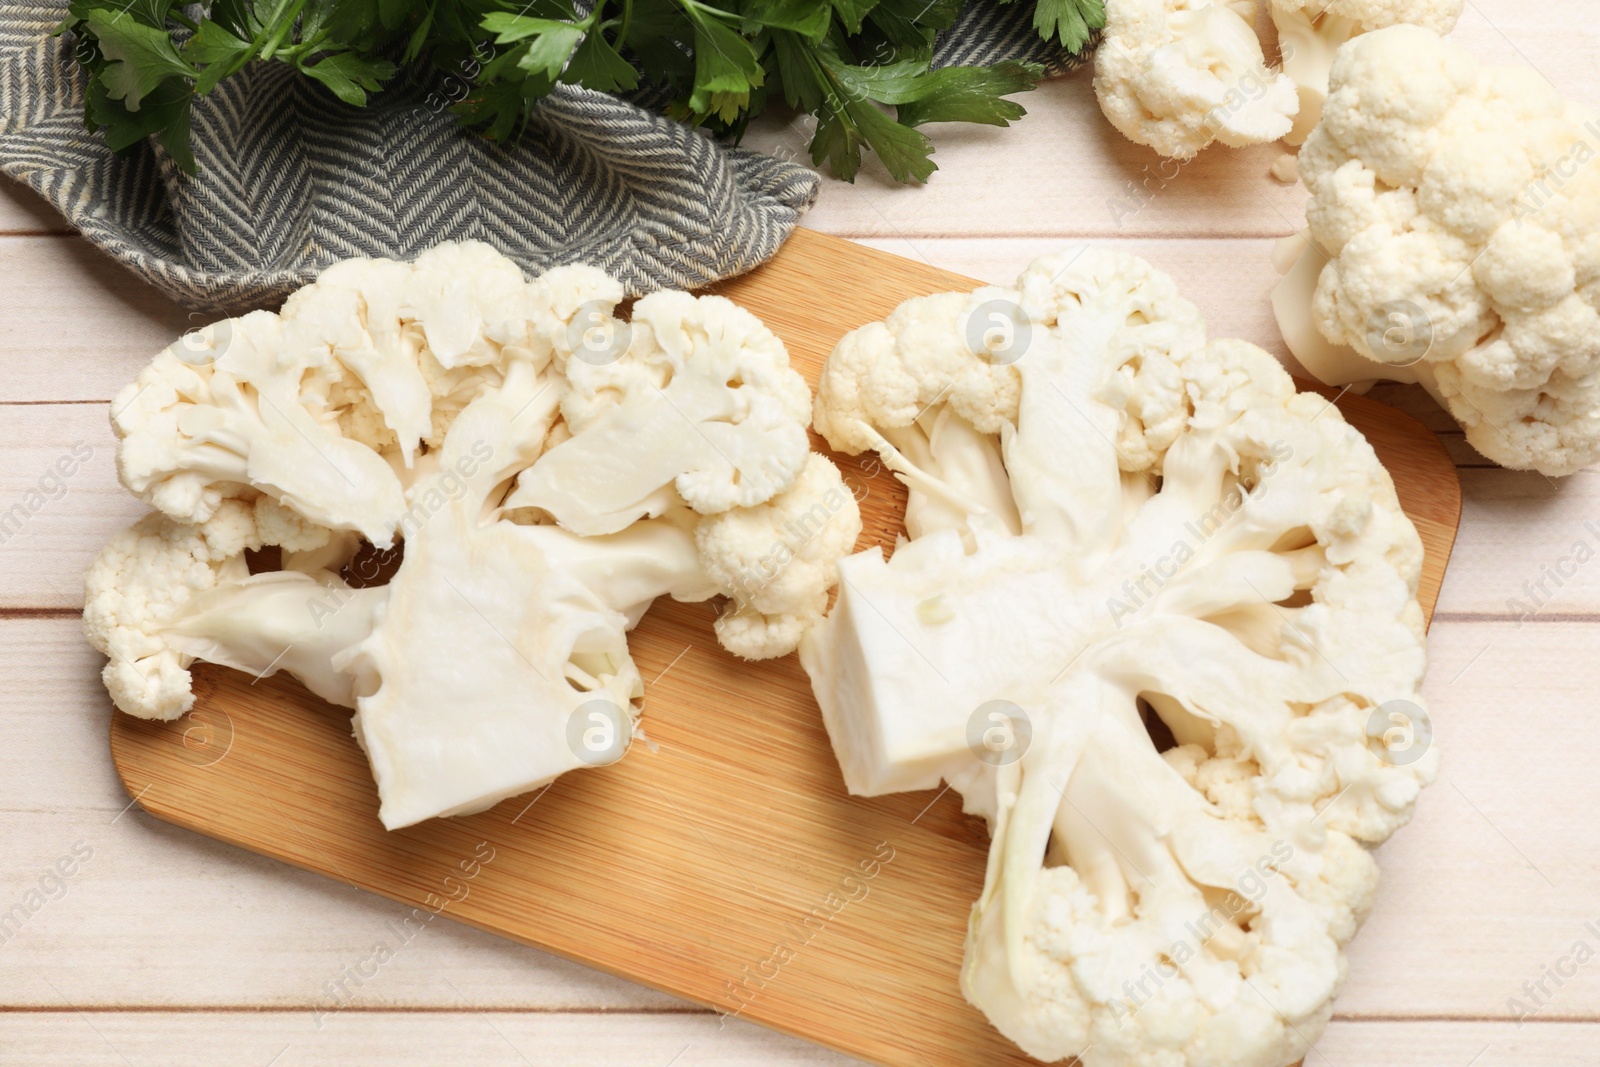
<box><xmin>86</xmin><ymin>243</ymin><xmax>858</xmax><ymax>829</ymax></box>
<box><xmin>1269</xmin><ymin>0</ymin><xmax>1465</xmax><ymax>145</ymax></box>
<box><xmin>695</xmin><ymin>454</ymin><xmax>864</xmax><ymax>660</ymax></box>
<box><xmin>504</xmin><ymin>290</ymin><xmax>815</xmax><ymax>533</ymax></box>
<box><xmin>1095</xmin><ymin>0</ymin><xmax>1300</xmax><ymax>159</ymax></box>
<box><xmin>82</xmin><ymin>496</ymin><xmax>380</xmax><ymax>721</ymax></box>
<box><xmin>803</xmin><ymin>249</ymin><xmax>1435</xmax><ymax>1066</ymax></box>
<box><xmin>1275</xmin><ymin>25</ymin><xmax>1600</xmax><ymax>476</ymax></box>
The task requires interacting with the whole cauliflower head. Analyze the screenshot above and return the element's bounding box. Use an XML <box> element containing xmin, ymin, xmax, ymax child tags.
<box><xmin>803</xmin><ymin>249</ymin><xmax>1435</xmax><ymax>1067</ymax></box>
<box><xmin>1277</xmin><ymin>25</ymin><xmax>1600</xmax><ymax>476</ymax></box>
<box><xmin>1095</xmin><ymin>0</ymin><xmax>1300</xmax><ymax>159</ymax></box>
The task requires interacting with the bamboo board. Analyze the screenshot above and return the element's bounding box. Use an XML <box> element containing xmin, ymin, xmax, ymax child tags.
<box><xmin>110</xmin><ymin>229</ymin><xmax>1462</xmax><ymax>1067</ymax></box>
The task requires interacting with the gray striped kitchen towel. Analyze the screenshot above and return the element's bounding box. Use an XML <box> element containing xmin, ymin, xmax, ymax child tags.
<box><xmin>0</xmin><ymin>0</ymin><xmax>1082</xmax><ymax>313</ymax></box>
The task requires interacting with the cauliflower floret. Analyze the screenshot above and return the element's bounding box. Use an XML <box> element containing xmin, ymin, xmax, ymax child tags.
<box><xmin>84</xmin><ymin>500</ymin><xmax>257</xmax><ymax>721</ymax></box>
<box><xmin>252</xmin><ymin>496</ymin><xmax>333</xmax><ymax>554</ymax></box>
<box><xmin>697</xmin><ymin>455</ymin><xmax>865</xmax><ymax>660</ymax></box>
<box><xmin>813</xmin><ymin>288</ymin><xmax>1023</xmax><ymax>546</ymax></box>
<box><xmin>508</xmin><ymin>291</ymin><xmax>816</xmax><ymax>535</ymax></box>
<box><xmin>110</xmin><ymin>244</ymin><xmax>625</xmax><ymax>547</ymax></box>
<box><xmin>82</xmin><ymin>498</ymin><xmax>376</xmax><ymax>721</ymax></box>
<box><xmin>1095</xmin><ymin>0</ymin><xmax>1300</xmax><ymax>159</ymax></box>
<box><xmin>1276</xmin><ymin>25</ymin><xmax>1600</xmax><ymax>476</ymax></box>
<box><xmin>1270</xmin><ymin>0</ymin><xmax>1465</xmax><ymax>145</ymax></box>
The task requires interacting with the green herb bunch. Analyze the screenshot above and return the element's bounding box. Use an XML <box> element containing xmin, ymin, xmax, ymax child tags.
<box><xmin>59</xmin><ymin>0</ymin><xmax>1105</xmax><ymax>182</ymax></box>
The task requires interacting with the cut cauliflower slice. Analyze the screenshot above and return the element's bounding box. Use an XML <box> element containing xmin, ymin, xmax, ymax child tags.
<box><xmin>803</xmin><ymin>249</ymin><xmax>1435</xmax><ymax>1067</ymax></box>
<box><xmin>87</xmin><ymin>242</ymin><xmax>857</xmax><ymax>829</ymax></box>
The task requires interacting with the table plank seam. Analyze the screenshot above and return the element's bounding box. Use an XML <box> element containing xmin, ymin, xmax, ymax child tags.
<box><xmin>17</xmin><ymin>608</ymin><xmax>1597</xmax><ymax>624</ymax></box>
<box><xmin>0</xmin><ymin>1005</ymin><xmax>710</xmax><ymax>1016</ymax></box>
<box><xmin>0</xmin><ymin>1006</ymin><xmax>1579</xmax><ymax>1023</ymax></box>
<box><xmin>825</xmin><ymin>229</ymin><xmax>1299</xmax><ymax>241</ymax></box>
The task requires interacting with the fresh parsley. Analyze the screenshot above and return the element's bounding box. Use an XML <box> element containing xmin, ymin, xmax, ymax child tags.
<box><xmin>59</xmin><ymin>0</ymin><xmax>1105</xmax><ymax>183</ymax></box>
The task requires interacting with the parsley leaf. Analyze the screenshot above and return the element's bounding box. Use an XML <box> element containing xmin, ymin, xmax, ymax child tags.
<box><xmin>86</xmin><ymin>9</ymin><xmax>196</xmax><ymax>110</ymax></box>
<box><xmin>566</xmin><ymin>30</ymin><xmax>639</xmax><ymax>93</ymax></box>
<box><xmin>300</xmin><ymin>51</ymin><xmax>397</xmax><ymax>106</ymax></box>
<box><xmin>895</xmin><ymin>62</ymin><xmax>1044</xmax><ymax>128</ymax></box>
<box><xmin>1009</xmin><ymin>0</ymin><xmax>1106</xmax><ymax>53</ymax></box>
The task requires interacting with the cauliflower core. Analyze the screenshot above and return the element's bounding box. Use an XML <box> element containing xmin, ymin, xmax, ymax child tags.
<box><xmin>1275</xmin><ymin>25</ymin><xmax>1600</xmax><ymax>477</ymax></box>
<box><xmin>803</xmin><ymin>250</ymin><xmax>1435</xmax><ymax>1067</ymax></box>
<box><xmin>86</xmin><ymin>242</ymin><xmax>858</xmax><ymax>829</ymax></box>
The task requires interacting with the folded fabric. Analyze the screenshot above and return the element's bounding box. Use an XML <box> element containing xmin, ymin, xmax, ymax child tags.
<box><xmin>0</xmin><ymin>1</ymin><xmax>1080</xmax><ymax>312</ymax></box>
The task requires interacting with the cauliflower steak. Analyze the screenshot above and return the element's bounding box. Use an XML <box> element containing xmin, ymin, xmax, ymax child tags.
<box><xmin>86</xmin><ymin>242</ymin><xmax>860</xmax><ymax>829</ymax></box>
<box><xmin>802</xmin><ymin>249</ymin><xmax>1436</xmax><ymax>1067</ymax></box>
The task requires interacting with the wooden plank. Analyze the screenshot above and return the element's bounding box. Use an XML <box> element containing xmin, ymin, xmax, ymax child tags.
<box><xmin>1319</xmin><ymin>1021</ymin><xmax>1600</xmax><ymax>1066</ymax></box>
<box><xmin>1440</xmin><ymin>471</ymin><xmax>1600</xmax><ymax>619</ymax></box>
<box><xmin>1338</xmin><ymin>621</ymin><xmax>1600</xmax><ymax>1017</ymax></box>
<box><xmin>7</xmin><ymin>398</ymin><xmax>1522</xmax><ymax>620</ymax></box>
<box><xmin>0</xmin><ymin>618</ymin><xmax>676</xmax><ymax>1011</ymax></box>
<box><xmin>0</xmin><ymin>404</ymin><xmax>136</xmax><ymax>609</ymax></box>
<box><xmin>0</xmin><ymin>237</ymin><xmax>189</xmax><ymax>403</ymax></box>
<box><xmin>1</xmin><ymin>1014</ymin><xmax>1597</xmax><ymax>1067</ymax></box>
<box><xmin>1446</xmin><ymin>4</ymin><xmax>1600</xmax><ymax>83</ymax></box>
<box><xmin>96</xmin><ymin>232</ymin><xmax>1458</xmax><ymax>1067</ymax></box>
<box><xmin>737</xmin><ymin>0</ymin><xmax>1596</xmax><ymax>241</ymax></box>
<box><xmin>0</xmin><ymin>1011</ymin><xmax>857</xmax><ymax>1067</ymax></box>
<box><xmin>1</xmin><ymin>621</ymin><xmax>129</xmax><ymax>814</ymax></box>
<box><xmin>0</xmin><ymin>231</ymin><xmax>1453</xmax><ymax>611</ymax></box>
<box><xmin>742</xmin><ymin>75</ymin><xmax>1310</xmax><ymax>241</ymax></box>
<box><xmin>0</xmin><ymin>235</ymin><xmax>1303</xmax><ymax>404</ymax></box>
<box><xmin>0</xmin><ymin>808</ymin><xmax>685</xmax><ymax>1012</ymax></box>
<box><xmin>0</xmin><ymin>615</ymin><xmax>675</xmax><ymax>1014</ymax></box>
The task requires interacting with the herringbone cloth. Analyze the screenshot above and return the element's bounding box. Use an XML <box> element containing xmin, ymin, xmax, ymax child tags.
<box><xmin>0</xmin><ymin>1</ymin><xmax>1081</xmax><ymax>312</ymax></box>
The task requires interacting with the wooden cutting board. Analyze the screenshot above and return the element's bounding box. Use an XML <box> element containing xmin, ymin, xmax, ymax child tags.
<box><xmin>110</xmin><ymin>229</ymin><xmax>1462</xmax><ymax>1067</ymax></box>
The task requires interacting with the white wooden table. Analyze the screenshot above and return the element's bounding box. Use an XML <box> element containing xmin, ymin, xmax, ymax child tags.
<box><xmin>2</xmin><ymin>5</ymin><xmax>1597</xmax><ymax>1063</ymax></box>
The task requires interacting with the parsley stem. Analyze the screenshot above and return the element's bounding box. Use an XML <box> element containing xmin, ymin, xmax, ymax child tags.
<box><xmin>613</xmin><ymin>0</ymin><xmax>633</xmax><ymax>46</ymax></box>
<box><xmin>257</xmin><ymin>0</ymin><xmax>309</xmax><ymax>61</ymax></box>
<box><xmin>280</xmin><ymin>27</ymin><xmax>328</xmax><ymax>64</ymax></box>
<box><xmin>677</xmin><ymin>0</ymin><xmax>738</xmax><ymax>23</ymax></box>
<box><xmin>217</xmin><ymin>0</ymin><xmax>295</xmax><ymax>80</ymax></box>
